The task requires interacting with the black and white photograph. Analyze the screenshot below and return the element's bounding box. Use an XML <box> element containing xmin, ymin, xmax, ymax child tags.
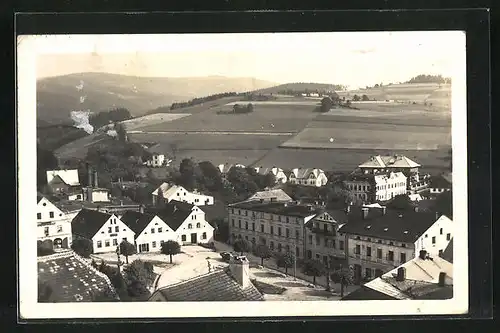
<box><xmin>17</xmin><ymin>31</ymin><xmax>468</xmax><ymax>318</ymax></box>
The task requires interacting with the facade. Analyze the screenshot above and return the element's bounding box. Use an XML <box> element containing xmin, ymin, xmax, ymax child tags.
<box><xmin>253</xmin><ymin>166</ymin><xmax>288</xmax><ymax>184</ymax></box>
<box><xmin>227</xmin><ymin>201</ymin><xmax>320</xmax><ymax>259</ymax></box>
<box><xmin>145</xmin><ymin>153</ymin><xmax>166</xmax><ymax>167</ymax></box>
<box><xmin>71</xmin><ymin>209</ymin><xmax>136</xmax><ymax>254</ymax></box>
<box><xmin>152</xmin><ymin>183</ymin><xmax>214</xmax><ymax>206</ymax></box>
<box><xmin>338</xmin><ymin>206</ymin><xmax>444</xmax><ymax>284</ymax></box>
<box><xmin>288</xmin><ymin>168</ymin><xmax>328</xmax><ymax>187</ymax></box>
<box><xmin>357</xmin><ymin>155</ymin><xmax>430</xmax><ymax>193</ymax></box>
<box><xmin>343</xmin><ymin>172</ymin><xmax>407</xmax><ymax>204</ymax></box>
<box><xmin>147</xmin><ymin>201</ymin><xmax>215</xmax><ymax>245</ymax></box>
<box><xmin>414</xmin><ymin>214</ymin><xmax>453</xmax><ymax>258</ymax></box>
<box><xmin>37</xmin><ymin>196</ymin><xmax>73</xmax><ymax>249</ymax></box>
<box><xmin>83</xmin><ymin>187</ymin><xmax>110</xmax><ymax>203</ymax></box>
<box><xmin>120</xmin><ymin>210</ymin><xmax>177</xmax><ymax>253</ymax></box>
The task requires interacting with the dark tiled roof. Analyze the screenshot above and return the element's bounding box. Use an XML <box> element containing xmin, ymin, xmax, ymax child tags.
<box><xmin>325</xmin><ymin>209</ymin><xmax>349</xmax><ymax>224</ymax></box>
<box><xmin>339</xmin><ymin>207</ymin><xmax>437</xmax><ymax>242</ymax></box>
<box><xmin>341</xmin><ymin>286</ymin><xmax>398</xmax><ymax>300</ymax></box>
<box><xmin>229</xmin><ymin>201</ymin><xmax>320</xmax><ymax>218</ymax></box>
<box><xmin>345</xmin><ymin>173</ymin><xmax>375</xmax><ymax>182</ymax></box>
<box><xmin>120</xmin><ymin>211</ymin><xmax>155</xmax><ymax>236</ymax></box>
<box><xmin>380</xmin><ymin>277</ymin><xmax>453</xmax><ymax>300</ymax></box>
<box><xmin>38</xmin><ymin>251</ymin><xmax>119</xmax><ymax>302</ymax></box>
<box><xmin>72</xmin><ymin>209</ymin><xmax>112</xmax><ymax>239</ymax></box>
<box><xmin>429</xmin><ymin>175</ymin><xmax>452</xmax><ymax>189</ymax></box>
<box><xmin>146</xmin><ymin>200</ymin><xmax>194</xmax><ymax>231</ymax></box>
<box><xmin>155</xmin><ymin>268</ymin><xmax>263</xmax><ymax>302</ymax></box>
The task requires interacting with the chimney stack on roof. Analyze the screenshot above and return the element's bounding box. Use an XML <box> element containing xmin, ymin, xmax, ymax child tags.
<box><xmin>438</xmin><ymin>272</ymin><xmax>446</xmax><ymax>287</ymax></box>
<box><xmin>229</xmin><ymin>256</ymin><xmax>250</xmax><ymax>289</ymax></box>
<box><xmin>361</xmin><ymin>207</ymin><xmax>369</xmax><ymax>219</ymax></box>
<box><xmin>396</xmin><ymin>267</ymin><xmax>406</xmax><ymax>282</ymax></box>
<box><xmin>93</xmin><ymin>170</ymin><xmax>99</xmax><ymax>188</ymax></box>
<box><xmin>419</xmin><ymin>250</ymin><xmax>427</xmax><ymax>260</ymax></box>
<box><xmin>435</xmin><ymin>212</ymin><xmax>440</xmax><ymax>220</ymax></box>
<box><xmin>381</xmin><ymin>206</ymin><xmax>387</xmax><ymax>215</ymax></box>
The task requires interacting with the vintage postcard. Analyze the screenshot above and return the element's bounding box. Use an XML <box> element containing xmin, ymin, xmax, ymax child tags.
<box><xmin>17</xmin><ymin>31</ymin><xmax>467</xmax><ymax>319</ymax></box>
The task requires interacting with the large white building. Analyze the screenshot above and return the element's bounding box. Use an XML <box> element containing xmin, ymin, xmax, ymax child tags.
<box><xmin>288</xmin><ymin>168</ymin><xmax>328</xmax><ymax>187</ymax></box>
<box><xmin>414</xmin><ymin>214</ymin><xmax>453</xmax><ymax>258</ymax></box>
<box><xmin>152</xmin><ymin>183</ymin><xmax>214</xmax><ymax>206</ymax></box>
<box><xmin>37</xmin><ymin>196</ymin><xmax>73</xmax><ymax>249</ymax></box>
<box><xmin>145</xmin><ymin>153</ymin><xmax>167</xmax><ymax>167</ymax></box>
<box><xmin>343</xmin><ymin>172</ymin><xmax>407</xmax><ymax>204</ymax></box>
<box><xmin>71</xmin><ymin>209</ymin><xmax>136</xmax><ymax>254</ymax></box>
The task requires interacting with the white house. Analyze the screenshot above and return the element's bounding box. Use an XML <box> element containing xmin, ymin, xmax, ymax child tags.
<box><xmin>71</xmin><ymin>209</ymin><xmax>136</xmax><ymax>254</ymax></box>
<box><xmin>253</xmin><ymin>166</ymin><xmax>288</xmax><ymax>184</ymax></box>
<box><xmin>37</xmin><ymin>196</ymin><xmax>73</xmax><ymax>249</ymax></box>
<box><xmin>152</xmin><ymin>183</ymin><xmax>214</xmax><ymax>206</ymax></box>
<box><xmin>120</xmin><ymin>210</ymin><xmax>177</xmax><ymax>253</ymax></box>
<box><xmin>374</xmin><ymin>172</ymin><xmax>407</xmax><ymax>201</ymax></box>
<box><xmin>288</xmin><ymin>168</ymin><xmax>328</xmax><ymax>187</ymax></box>
<box><xmin>150</xmin><ymin>201</ymin><xmax>215</xmax><ymax>245</ymax></box>
<box><xmin>145</xmin><ymin>153</ymin><xmax>167</xmax><ymax>167</ymax></box>
<box><xmin>414</xmin><ymin>214</ymin><xmax>453</xmax><ymax>258</ymax></box>
<box><xmin>82</xmin><ymin>187</ymin><xmax>110</xmax><ymax>202</ymax></box>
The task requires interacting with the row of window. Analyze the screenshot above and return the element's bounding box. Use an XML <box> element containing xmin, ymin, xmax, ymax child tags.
<box><xmin>37</xmin><ymin>211</ymin><xmax>63</xmax><ymax>220</ymax></box>
<box><xmin>42</xmin><ymin>225</ymin><xmax>64</xmax><ymax>236</ymax></box>
<box><xmin>232</xmin><ymin>234</ymin><xmax>301</xmax><ymax>256</ymax></box>
<box><xmin>354</xmin><ymin>244</ymin><xmax>407</xmax><ymax>263</ymax></box>
<box><xmin>232</xmin><ymin>219</ymin><xmax>300</xmax><ymax>238</ymax></box>
<box><xmin>355</xmin><ymin>236</ymin><xmax>408</xmax><ymax>248</ymax></box>
<box><xmin>230</xmin><ymin>209</ymin><xmax>300</xmax><ymax>224</ymax></box>
<box><xmin>428</xmin><ymin>230</ymin><xmax>452</xmax><ymax>243</ymax></box>
<box><xmin>308</xmin><ymin>234</ymin><xmax>345</xmax><ymax>250</ymax></box>
<box><xmin>97</xmin><ymin>238</ymin><xmax>124</xmax><ymax>248</ymax></box>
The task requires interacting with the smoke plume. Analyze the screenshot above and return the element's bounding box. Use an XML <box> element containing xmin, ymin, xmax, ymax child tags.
<box><xmin>70</xmin><ymin>110</ymin><xmax>94</xmax><ymax>134</ymax></box>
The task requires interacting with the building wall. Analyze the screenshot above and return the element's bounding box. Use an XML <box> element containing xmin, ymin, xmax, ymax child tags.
<box><xmin>91</xmin><ymin>216</ymin><xmax>136</xmax><ymax>254</ymax></box>
<box><xmin>165</xmin><ymin>188</ymin><xmax>214</xmax><ymax>206</ymax></box>
<box><xmin>345</xmin><ymin>233</ymin><xmax>415</xmax><ymax>282</ymax></box>
<box><xmin>146</xmin><ymin>154</ymin><xmax>165</xmax><ymax>167</ymax></box>
<box><xmin>414</xmin><ymin>215</ymin><xmax>453</xmax><ymax>258</ymax></box>
<box><xmin>288</xmin><ymin>172</ymin><xmax>327</xmax><ymax>187</ymax></box>
<box><xmin>92</xmin><ymin>190</ymin><xmax>110</xmax><ymax>203</ymax></box>
<box><xmin>374</xmin><ymin>173</ymin><xmax>407</xmax><ymax>201</ymax></box>
<box><xmin>343</xmin><ymin>180</ymin><xmax>373</xmax><ymax>203</ymax></box>
<box><xmin>303</xmin><ymin>213</ymin><xmax>346</xmax><ymax>264</ymax></box>
<box><xmin>176</xmin><ymin>207</ymin><xmax>214</xmax><ymax>245</ymax></box>
<box><xmin>68</xmin><ymin>192</ymin><xmax>84</xmax><ymax>201</ymax></box>
<box><xmin>46</xmin><ymin>169</ymin><xmax>80</xmax><ymax>186</ymax></box>
<box><xmin>135</xmin><ymin>216</ymin><xmax>177</xmax><ymax>253</ymax></box>
<box><xmin>37</xmin><ymin>197</ymin><xmax>73</xmax><ymax>248</ymax></box>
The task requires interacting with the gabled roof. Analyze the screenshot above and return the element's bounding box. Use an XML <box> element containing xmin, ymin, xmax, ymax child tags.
<box><xmin>338</xmin><ymin>208</ymin><xmax>438</xmax><ymax>243</ymax></box>
<box><xmin>229</xmin><ymin>201</ymin><xmax>320</xmax><ymax>218</ymax></box>
<box><xmin>429</xmin><ymin>174</ymin><xmax>452</xmax><ymax>189</ymax></box>
<box><xmin>46</xmin><ymin>169</ymin><xmax>80</xmax><ymax>186</ymax></box>
<box><xmin>363</xmin><ymin>255</ymin><xmax>453</xmax><ymax>300</ymax></box>
<box><xmin>341</xmin><ymin>286</ymin><xmax>398</xmax><ymax>300</ymax></box>
<box><xmin>290</xmin><ymin>168</ymin><xmax>324</xmax><ymax>179</ymax></box>
<box><xmin>374</xmin><ymin>172</ymin><xmax>407</xmax><ymax>183</ymax></box>
<box><xmin>146</xmin><ymin>200</ymin><xmax>194</xmax><ymax>231</ymax></box>
<box><xmin>359</xmin><ymin>155</ymin><xmax>421</xmax><ymax>169</ymax></box>
<box><xmin>120</xmin><ymin>211</ymin><xmax>156</xmax><ymax>236</ymax></box>
<box><xmin>72</xmin><ymin>209</ymin><xmax>113</xmax><ymax>239</ymax></box>
<box><xmin>154</xmin><ymin>268</ymin><xmax>263</xmax><ymax>301</ymax></box>
<box><xmin>441</xmin><ymin>238</ymin><xmax>453</xmax><ymax>263</ymax></box>
<box><xmin>245</xmin><ymin>189</ymin><xmax>293</xmax><ymax>203</ymax></box>
<box><xmin>38</xmin><ymin>250</ymin><xmax>119</xmax><ymax>302</ymax></box>
<box><xmin>324</xmin><ymin>209</ymin><xmax>349</xmax><ymax>225</ymax></box>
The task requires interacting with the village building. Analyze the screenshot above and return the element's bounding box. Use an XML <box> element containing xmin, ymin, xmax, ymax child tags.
<box><xmin>244</xmin><ymin>189</ymin><xmax>293</xmax><ymax>203</ymax></box>
<box><xmin>342</xmin><ymin>250</ymin><xmax>453</xmax><ymax>300</ymax></box>
<box><xmin>120</xmin><ymin>208</ymin><xmax>177</xmax><ymax>253</ymax></box>
<box><xmin>217</xmin><ymin>163</ymin><xmax>246</xmax><ymax>176</ymax></box>
<box><xmin>152</xmin><ymin>183</ymin><xmax>214</xmax><ymax>206</ymax></box>
<box><xmin>357</xmin><ymin>155</ymin><xmax>430</xmax><ymax>193</ymax></box>
<box><xmin>253</xmin><ymin>166</ymin><xmax>288</xmax><ymax>184</ymax></box>
<box><xmin>38</xmin><ymin>250</ymin><xmax>119</xmax><ymax>302</ymax></box>
<box><xmin>150</xmin><ymin>256</ymin><xmax>263</xmax><ymax>301</ymax></box>
<box><xmin>71</xmin><ymin>209</ymin><xmax>136</xmax><ymax>254</ymax></box>
<box><xmin>227</xmin><ymin>200</ymin><xmax>320</xmax><ymax>259</ymax></box>
<box><xmin>288</xmin><ymin>168</ymin><xmax>328</xmax><ymax>187</ymax></box>
<box><xmin>428</xmin><ymin>173</ymin><xmax>453</xmax><ymax>194</ymax></box>
<box><xmin>144</xmin><ymin>153</ymin><xmax>167</xmax><ymax>167</ymax></box>
<box><xmin>37</xmin><ymin>196</ymin><xmax>73</xmax><ymax>250</ymax></box>
<box><xmin>338</xmin><ymin>205</ymin><xmax>453</xmax><ymax>284</ymax></box>
<box><xmin>343</xmin><ymin>172</ymin><xmax>407</xmax><ymax>204</ymax></box>
<box><xmin>45</xmin><ymin>169</ymin><xmax>84</xmax><ymax>200</ymax></box>
<box><xmin>147</xmin><ymin>201</ymin><xmax>215</xmax><ymax>245</ymax></box>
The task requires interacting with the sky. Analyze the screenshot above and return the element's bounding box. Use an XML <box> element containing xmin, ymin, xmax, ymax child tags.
<box><xmin>34</xmin><ymin>31</ymin><xmax>465</xmax><ymax>89</ymax></box>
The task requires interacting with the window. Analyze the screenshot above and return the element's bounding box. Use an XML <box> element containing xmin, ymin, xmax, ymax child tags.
<box><xmin>389</xmin><ymin>241</ymin><xmax>394</xmax><ymax>246</ymax></box>
<box><xmin>97</xmin><ymin>241</ymin><xmax>102</xmax><ymax>248</ymax></box>
<box><xmin>108</xmin><ymin>227</ymin><xmax>112</xmax><ymax>233</ymax></box>
<box><xmin>277</xmin><ymin>243</ymin><xmax>282</xmax><ymax>252</ymax></box>
<box><xmin>316</xmin><ymin>236</ymin><xmax>320</xmax><ymax>246</ymax></box>
<box><xmin>44</xmin><ymin>227</ymin><xmax>49</xmax><ymax>236</ymax></box>
<box><xmin>245</xmin><ymin>211</ymin><xmax>248</xmax><ymax>216</ymax></box>
<box><xmin>400</xmin><ymin>252</ymin><xmax>406</xmax><ymax>263</ymax></box>
<box><xmin>158</xmin><ymin>227</ymin><xmax>163</xmax><ymax>233</ymax></box>
<box><xmin>49</xmin><ymin>212</ymin><xmax>54</xmax><ymax>218</ymax></box>
<box><xmin>286</xmin><ymin>217</ymin><xmax>289</xmax><ymax>223</ymax></box>
<box><xmin>202</xmin><ymin>232</ymin><xmax>207</xmax><ymax>239</ymax></box>
<box><xmin>402</xmin><ymin>243</ymin><xmax>406</xmax><ymax>248</ymax></box>
<box><xmin>181</xmin><ymin>235</ymin><xmax>186</xmax><ymax>242</ymax></box>
<box><xmin>440</xmin><ymin>228</ymin><xmax>443</xmax><ymax>235</ymax></box>
<box><xmin>339</xmin><ymin>240</ymin><xmax>344</xmax><ymax>250</ymax></box>
<box><xmin>122</xmin><ymin>237</ymin><xmax>127</xmax><ymax>242</ymax></box>
<box><xmin>152</xmin><ymin>241</ymin><xmax>157</xmax><ymax>248</ymax></box>
<box><xmin>232</xmin><ymin>219</ymin><xmax>235</xmax><ymax>227</ymax></box>
<box><xmin>308</xmin><ymin>235</ymin><xmax>313</xmax><ymax>245</ymax></box>
<box><xmin>439</xmin><ymin>249</ymin><xmax>443</xmax><ymax>256</ymax></box>
<box><xmin>432</xmin><ymin>236</ymin><xmax>436</xmax><ymax>244</ymax></box>
<box><xmin>245</xmin><ymin>222</ymin><xmax>248</xmax><ymax>230</ymax></box>
<box><xmin>113</xmin><ymin>239</ymin><xmax>118</xmax><ymax>246</ymax></box>
<box><xmin>446</xmin><ymin>233</ymin><xmax>451</xmax><ymax>241</ymax></box>
<box><xmin>295</xmin><ymin>230</ymin><xmax>300</xmax><ymax>239</ymax></box>
<box><xmin>57</xmin><ymin>225</ymin><xmax>63</xmax><ymax>233</ymax></box>
<box><xmin>378</xmin><ymin>240</ymin><xmax>382</xmax><ymax>243</ymax></box>
<box><xmin>188</xmin><ymin>224</ymin><xmax>193</xmax><ymax>229</ymax></box>
<box><xmin>231</xmin><ymin>209</ymin><xmax>234</xmax><ymax>214</ymax></box>
<box><xmin>270</xmin><ymin>241</ymin><xmax>274</xmax><ymax>250</ymax></box>
<box><xmin>105</xmin><ymin>240</ymin><xmax>110</xmax><ymax>247</ymax></box>
<box><xmin>388</xmin><ymin>251</ymin><xmax>394</xmax><ymax>261</ymax></box>
<box><xmin>37</xmin><ymin>213</ymin><xmax>41</xmax><ymax>220</ymax></box>
<box><xmin>238</xmin><ymin>220</ymin><xmax>241</xmax><ymax>228</ymax></box>
<box><xmin>115</xmin><ymin>226</ymin><xmax>119</xmax><ymax>232</ymax></box>
<box><xmin>365</xmin><ymin>268</ymin><xmax>372</xmax><ymax>279</ymax></box>
<box><xmin>252</xmin><ymin>223</ymin><xmax>255</xmax><ymax>231</ymax></box>
<box><xmin>377</xmin><ymin>248</ymin><xmax>382</xmax><ymax>259</ymax></box>
<box><xmin>366</xmin><ymin>246</ymin><xmax>372</xmax><ymax>257</ymax></box>
<box><xmin>278</xmin><ymin>227</ymin><xmax>282</xmax><ymax>236</ymax></box>
<box><xmin>270</xmin><ymin>226</ymin><xmax>274</xmax><ymax>235</ymax></box>
<box><xmin>355</xmin><ymin>244</ymin><xmax>361</xmax><ymax>255</ymax></box>
<box><xmin>238</xmin><ymin>210</ymin><xmax>241</xmax><ymax>215</ymax></box>
<box><xmin>286</xmin><ymin>229</ymin><xmax>290</xmax><ymax>238</ymax></box>
<box><xmin>296</xmin><ymin>247</ymin><xmax>300</xmax><ymax>257</ymax></box>
<box><xmin>261</xmin><ymin>224</ymin><xmax>264</xmax><ymax>232</ymax></box>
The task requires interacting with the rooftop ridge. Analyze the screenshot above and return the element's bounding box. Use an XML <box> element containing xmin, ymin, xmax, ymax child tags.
<box><xmin>156</xmin><ymin>267</ymin><xmax>226</xmax><ymax>291</ymax></box>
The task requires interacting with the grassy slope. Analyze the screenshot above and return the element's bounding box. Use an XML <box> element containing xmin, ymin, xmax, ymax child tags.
<box><xmin>254</xmin><ymin>82</ymin><xmax>344</xmax><ymax>94</ymax></box>
<box><xmin>37</xmin><ymin>73</ymin><xmax>276</xmax><ymax>124</ymax></box>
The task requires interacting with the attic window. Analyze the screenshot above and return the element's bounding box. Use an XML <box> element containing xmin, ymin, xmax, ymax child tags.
<box><xmin>383</xmin><ymin>228</ymin><xmax>388</xmax><ymax>232</ymax></box>
<box><xmin>43</xmin><ymin>203</ymin><xmax>47</xmax><ymax>206</ymax></box>
<box><xmin>365</xmin><ymin>225</ymin><xmax>371</xmax><ymax>229</ymax></box>
<box><xmin>403</xmin><ymin>230</ymin><xmax>409</xmax><ymax>234</ymax></box>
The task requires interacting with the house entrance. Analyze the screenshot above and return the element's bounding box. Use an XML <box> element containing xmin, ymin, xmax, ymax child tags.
<box><xmin>190</xmin><ymin>233</ymin><xmax>197</xmax><ymax>244</ymax></box>
<box><xmin>139</xmin><ymin>243</ymin><xmax>150</xmax><ymax>253</ymax></box>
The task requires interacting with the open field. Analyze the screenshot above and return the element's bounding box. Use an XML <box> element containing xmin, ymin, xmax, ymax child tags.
<box><xmin>120</xmin><ymin>113</ymin><xmax>191</xmax><ymax>130</ymax></box>
<box><xmin>137</xmin><ymin>104</ymin><xmax>320</xmax><ymax>133</ymax></box>
<box><xmin>224</xmin><ymin>100</ymin><xmax>320</xmax><ymax>106</ymax></box>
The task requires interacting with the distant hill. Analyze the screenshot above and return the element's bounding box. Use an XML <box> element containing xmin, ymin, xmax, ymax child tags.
<box><xmin>253</xmin><ymin>82</ymin><xmax>347</xmax><ymax>95</ymax></box>
<box><xmin>37</xmin><ymin>72</ymin><xmax>276</xmax><ymax>125</ymax></box>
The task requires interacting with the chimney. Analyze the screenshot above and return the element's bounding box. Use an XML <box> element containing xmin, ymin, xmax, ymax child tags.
<box><xmin>120</xmin><ymin>200</ymin><xmax>123</xmax><ymax>206</ymax></box>
<box><xmin>396</xmin><ymin>267</ymin><xmax>406</xmax><ymax>281</ymax></box>
<box><xmin>86</xmin><ymin>188</ymin><xmax>93</xmax><ymax>202</ymax></box>
<box><xmin>229</xmin><ymin>256</ymin><xmax>251</xmax><ymax>288</ymax></box>
<box><xmin>361</xmin><ymin>207</ymin><xmax>369</xmax><ymax>219</ymax></box>
<box><xmin>87</xmin><ymin>166</ymin><xmax>93</xmax><ymax>187</ymax></box>
<box><xmin>382</xmin><ymin>206</ymin><xmax>387</xmax><ymax>215</ymax></box>
<box><xmin>139</xmin><ymin>205</ymin><xmax>144</xmax><ymax>214</ymax></box>
<box><xmin>93</xmin><ymin>170</ymin><xmax>98</xmax><ymax>188</ymax></box>
<box><xmin>419</xmin><ymin>250</ymin><xmax>427</xmax><ymax>260</ymax></box>
<box><xmin>438</xmin><ymin>272</ymin><xmax>446</xmax><ymax>287</ymax></box>
<box><xmin>435</xmin><ymin>212</ymin><xmax>440</xmax><ymax>220</ymax></box>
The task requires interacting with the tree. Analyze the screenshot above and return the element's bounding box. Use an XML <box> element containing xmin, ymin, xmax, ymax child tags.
<box><xmin>114</xmin><ymin>122</ymin><xmax>127</xmax><ymax>142</ymax></box>
<box><xmin>233</xmin><ymin>238</ymin><xmax>251</xmax><ymax>256</ymax></box>
<box><xmin>37</xmin><ymin>241</ymin><xmax>54</xmax><ymax>256</ymax></box>
<box><xmin>302</xmin><ymin>259</ymin><xmax>326</xmax><ymax>285</ymax></box>
<box><xmin>331</xmin><ymin>265</ymin><xmax>354</xmax><ymax>298</ymax></box>
<box><xmin>71</xmin><ymin>238</ymin><xmax>93</xmax><ymax>258</ymax></box>
<box><xmin>247</xmin><ymin>103</ymin><xmax>254</xmax><ymax>112</ymax></box>
<box><xmin>352</xmin><ymin>94</ymin><xmax>361</xmax><ymax>102</ymax></box>
<box><xmin>320</xmin><ymin>97</ymin><xmax>334</xmax><ymax>113</ymax></box>
<box><xmin>361</xmin><ymin>94</ymin><xmax>370</xmax><ymax>101</ymax></box>
<box><xmin>254</xmin><ymin>244</ymin><xmax>272</xmax><ymax>266</ymax></box>
<box><xmin>160</xmin><ymin>240</ymin><xmax>181</xmax><ymax>263</ymax></box>
<box><xmin>386</xmin><ymin>194</ymin><xmax>415</xmax><ymax>211</ymax></box>
<box><xmin>119</xmin><ymin>240</ymin><xmax>137</xmax><ymax>264</ymax></box>
<box><xmin>276</xmin><ymin>251</ymin><xmax>295</xmax><ymax>275</ymax></box>
<box><xmin>122</xmin><ymin>259</ymin><xmax>155</xmax><ymax>298</ymax></box>
<box><xmin>179</xmin><ymin>158</ymin><xmax>200</xmax><ymax>191</ymax></box>
<box><xmin>37</xmin><ymin>144</ymin><xmax>59</xmax><ymax>189</ymax></box>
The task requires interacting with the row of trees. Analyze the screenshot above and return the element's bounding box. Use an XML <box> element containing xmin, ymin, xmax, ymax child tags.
<box><xmin>352</xmin><ymin>94</ymin><xmax>371</xmax><ymax>102</ymax></box>
<box><xmin>170</xmin><ymin>92</ymin><xmax>238</xmax><ymax>110</ymax></box>
<box><xmin>232</xmin><ymin>239</ymin><xmax>354</xmax><ymax>297</ymax></box>
<box><xmin>89</xmin><ymin>107</ymin><xmax>132</xmax><ymax>130</ymax></box>
<box><xmin>406</xmin><ymin>74</ymin><xmax>451</xmax><ymax>84</ymax></box>
<box><xmin>240</xmin><ymin>93</ymin><xmax>277</xmax><ymax>101</ymax></box>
